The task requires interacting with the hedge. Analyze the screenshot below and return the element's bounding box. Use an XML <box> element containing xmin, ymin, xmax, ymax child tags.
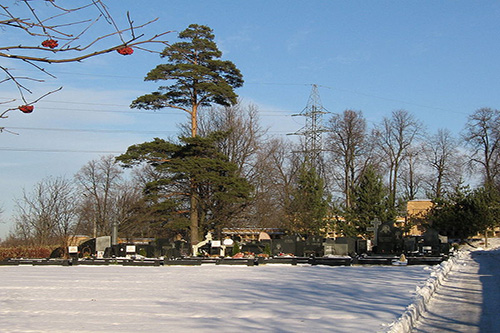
<box><xmin>0</xmin><ymin>246</ymin><xmax>54</xmax><ymax>260</ymax></box>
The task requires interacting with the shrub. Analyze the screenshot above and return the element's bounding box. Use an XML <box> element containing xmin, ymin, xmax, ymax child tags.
<box><xmin>232</xmin><ymin>242</ymin><xmax>241</xmax><ymax>256</ymax></box>
<box><xmin>0</xmin><ymin>246</ymin><xmax>53</xmax><ymax>260</ymax></box>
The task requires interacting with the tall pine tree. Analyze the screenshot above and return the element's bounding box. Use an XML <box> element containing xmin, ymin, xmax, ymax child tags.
<box><xmin>131</xmin><ymin>24</ymin><xmax>243</xmax><ymax>137</ymax></box>
<box><xmin>130</xmin><ymin>24</ymin><xmax>243</xmax><ymax>245</ymax></box>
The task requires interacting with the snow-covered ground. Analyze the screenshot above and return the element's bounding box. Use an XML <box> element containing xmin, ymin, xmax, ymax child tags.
<box><xmin>411</xmin><ymin>238</ymin><xmax>500</xmax><ymax>333</ymax></box>
<box><xmin>0</xmin><ymin>264</ymin><xmax>435</xmax><ymax>332</ymax></box>
<box><xmin>1</xmin><ymin>239</ymin><xmax>499</xmax><ymax>333</ymax></box>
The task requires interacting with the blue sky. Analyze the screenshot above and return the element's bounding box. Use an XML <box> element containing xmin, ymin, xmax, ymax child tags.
<box><xmin>1</xmin><ymin>0</ymin><xmax>500</xmax><ymax>238</ymax></box>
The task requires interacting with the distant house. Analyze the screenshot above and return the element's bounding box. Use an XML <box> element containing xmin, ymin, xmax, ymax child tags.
<box><xmin>405</xmin><ymin>199</ymin><xmax>434</xmax><ymax>235</ymax></box>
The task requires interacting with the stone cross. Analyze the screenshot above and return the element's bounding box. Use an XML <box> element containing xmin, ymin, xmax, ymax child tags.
<box><xmin>367</xmin><ymin>218</ymin><xmax>382</xmax><ymax>246</ymax></box>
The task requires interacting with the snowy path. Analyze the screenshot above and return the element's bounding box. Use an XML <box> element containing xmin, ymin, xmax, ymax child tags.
<box><xmin>413</xmin><ymin>248</ymin><xmax>500</xmax><ymax>333</ymax></box>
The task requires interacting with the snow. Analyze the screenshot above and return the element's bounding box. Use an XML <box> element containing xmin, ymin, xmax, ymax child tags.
<box><xmin>391</xmin><ymin>238</ymin><xmax>500</xmax><ymax>333</ymax></box>
<box><xmin>0</xmin><ymin>264</ymin><xmax>433</xmax><ymax>332</ymax></box>
<box><xmin>1</xmin><ymin>239</ymin><xmax>499</xmax><ymax>332</ymax></box>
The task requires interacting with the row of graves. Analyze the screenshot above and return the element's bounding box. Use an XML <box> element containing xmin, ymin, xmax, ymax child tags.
<box><xmin>1</xmin><ymin>219</ymin><xmax>450</xmax><ymax>267</ymax></box>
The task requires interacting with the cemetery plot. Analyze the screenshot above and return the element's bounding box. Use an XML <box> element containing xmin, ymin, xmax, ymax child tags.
<box><xmin>2</xmin><ymin>223</ymin><xmax>452</xmax><ymax>267</ymax></box>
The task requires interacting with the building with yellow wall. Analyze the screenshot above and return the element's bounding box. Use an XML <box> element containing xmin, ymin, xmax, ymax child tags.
<box><xmin>405</xmin><ymin>199</ymin><xmax>434</xmax><ymax>235</ymax></box>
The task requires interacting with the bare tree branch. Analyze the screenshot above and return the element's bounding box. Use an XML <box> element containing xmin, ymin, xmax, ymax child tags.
<box><xmin>1</xmin><ymin>0</ymin><xmax>172</xmax><ymax>125</ymax></box>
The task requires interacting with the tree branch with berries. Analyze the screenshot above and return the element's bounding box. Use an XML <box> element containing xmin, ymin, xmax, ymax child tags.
<box><xmin>0</xmin><ymin>0</ymin><xmax>172</xmax><ymax>126</ymax></box>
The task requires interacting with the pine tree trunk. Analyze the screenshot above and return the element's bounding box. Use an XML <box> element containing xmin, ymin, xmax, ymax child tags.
<box><xmin>190</xmin><ymin>187</ymin><xmax>199</xmax><ymax>252</ymax></box>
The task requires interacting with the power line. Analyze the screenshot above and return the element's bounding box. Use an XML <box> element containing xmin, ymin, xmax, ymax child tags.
<box><xmin>317</xmin><ymin>84</ymin><xmax>468</xmax><ymax>116</ymax></box>
<box><xmin>6</xmin><ymin>126</ymin><xmax>176</xmax><ymax>135</ymax></box>
<box><xmin>1</xmin><ymin>79</ymin><xmax>465</xmax><ymax>116</ymax></box>
<box><xmin>0</xmin><ymin>96</ymin><xmax>300</xmax><ymax>115</ymax></box>
<box><xmin>0</xmin><ymin>147</ymin><xmax>123</xmax><ymax>154</ymax></box>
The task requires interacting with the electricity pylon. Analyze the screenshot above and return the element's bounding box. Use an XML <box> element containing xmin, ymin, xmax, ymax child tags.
<box><xmin>289</xmin><ymin>84</ymin><xmax>329</xmax><ymax>170</ymax></box>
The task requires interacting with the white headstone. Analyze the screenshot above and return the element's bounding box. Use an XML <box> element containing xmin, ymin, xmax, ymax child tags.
<box><xmin>223</xmin><ymin>239</ymin><xmax>234</xmax><ymax>246</ymax></box>
<box><xmin>96</xmin><ymin>236</ymin><xmax>111</xmax><ymax>252</ymax></box>
<box><xmin>68</xmin><ymin>246</ymin><xmax>78</xmax><ymax>254</ymax></box>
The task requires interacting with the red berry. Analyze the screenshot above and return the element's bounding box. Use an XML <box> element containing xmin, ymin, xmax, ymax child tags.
<box><xmin>117</xmin><ymin>46</ymin><xmax>134</xmax><ymax>55</ymax></box>
<box><xmin>18</xmin><ymin>105</ymin><xmax>34</xmax><ymax>113</ymax></box>
<box><xmin>41</xmin><ymin>39</ymin><xmax>58</xmax><ymax>49</ymax></box>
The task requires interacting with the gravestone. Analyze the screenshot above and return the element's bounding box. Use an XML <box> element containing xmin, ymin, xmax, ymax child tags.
<box><xmin>96</xmin><ymin>236</ymin><xmax>111</xmax><ymax>259</ymax></box>
<box><xmin>104</xmin><ymin>243</ymin><xmax>126</xmax><ymax>257</ymax></box>
<box><xmin>376</xmin><ymin>223</ymin><xmax>404</xmax><ymax>254</ymax></box>
<box><xmin>304</xmin><ymin>236</ymin><xmax>324</xmax><ymax>257</ymax></box>
<box><xmin>420</xmin><ymin>228</ymin><xmax>442</xmax><ymax>255</ymax></box>
<box><xmin>174</xmin><ymin>240</ymin><xmax>189</xmax><ymax>257</ymax></box>
<box><xmin>439</xmin><ymin>235</ymin><xmax>450</xmax><ymax>255</ymax></box>
<box><xmin>335</xmin><ymin>237</ymin><xmax>357</xmax><ymax>256</ymax></box>
<box><xmin>323</xmin><ymin>239</ymin><xmax>335</xmax><ymax>255</ymax></box>
<box><xmin>367</xmin><ymin>218</ymin><xmax>382</xmax><ymax>246</ymax></box>
<box><xmin>78</xmin><ymin>238</ymin><xmax>96</xmax><ymax>257</ymax></box>
<box><xmin>241</xmin><ymin>241</ymin><xmax>264</xmax><ymax>254</ymax></box>
<box><xmin>272</xmin><ymin>235</ymin><xmax>303</xmax><ymax>256</ymax></box>
<box><xmin>404</xmin><ymin>237</ymin><xmax>417</xmax><ymax>253</ymax></box>
<box><xmin>323</xmin><ymin>238</ymin><xmax>356</xmax><ymax>256</ymax></box>
<box><xmin>149</xmin><ymin>238</ymin><xmax>172</xmax><ymax>257</ymax></box>
<box><xmin>356</xmin><ymin>239</ymin><xmax>369</xmax><ymax>254</ymax></box>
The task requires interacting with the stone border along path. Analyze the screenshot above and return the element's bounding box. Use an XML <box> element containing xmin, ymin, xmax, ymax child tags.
<box><xmin>388</xmin><ymin>246</ymin><xmax>500</xmax><ymax>333</ymax></box>
<box><xmin>386</xmin><ymin>251</ymin><xmax>459</xmax><ymax>332</ymax></box>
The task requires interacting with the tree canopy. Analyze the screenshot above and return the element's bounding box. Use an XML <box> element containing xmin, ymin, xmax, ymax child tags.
<box><xmin>427</xmin><ymin>185</ymin><xmax>500</xmax><ymax>240</ymax></box>
<box><xmin>285</xmin><ymin>165</ymin><xmax>329</xmax><ymax>235</ymax></box>
<box><xmin>131</xmin><ymin>24</ymin><xmax>244</xmax><ymax>137</ymax></box>
<box><xmin>342</xmin><ymin>166</ymin><xmax>394</xmax><ymax>237</ymax></box>
<box><xmin>117</xmin><ymin>132</ymin><xmax>253</xmax><ymax>242</ymax></box>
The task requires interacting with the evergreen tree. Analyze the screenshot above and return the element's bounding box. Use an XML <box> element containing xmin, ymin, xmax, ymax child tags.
<box><xmin>428</xmin><ymin>185</ymin><xmax>500</xmax><ymax>240</ymax></box>
<box><xmin>286</xmin><ymin>165</ymin><xmax>329</xmax><ymax>235</ymax></box>
<box><xmin>130</xmin><ymin>24</ymin><xmax>243</xmax><ymax>245</ymax></box>
<box><xmin>343</xmin><ymin>166</ymin><xmax>393</xmax><ymax>237</ymax></box>
<box><xmin>131</xmin><ymin>24</ymin><xmax>244</xmax><ymax>137</ymax></box>
<box><xmin>117</xmin><ymin>132</ymin><xmax>253</xmax><ymax>244</ymax></box>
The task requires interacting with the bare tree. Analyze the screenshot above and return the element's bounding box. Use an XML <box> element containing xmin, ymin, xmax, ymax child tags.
<box><xmin>399</xmin><ymin>144</ymin><xmax>425</xmax><ymax>200</ymax></box>
<box><xmin>424</xmin><ymin>129</ymin><xmax>465</xmax><ymax>199</ymax></box>
<box><xmin>198</xmin><ymin>102</ymin><xmax>267</xmax><ymax>179</ymax></box>
<box><xmin>1</xmin><ymin>0</ymin><xmax>170</xmax><ymax>129</ymax></box>
<box><xmin>110</xmin><ymin>180</ymin><xmax>145</xmax><ymax>240</ymax></box>
<box><xmin>325</xmin><ymin>109</ymin><xmax>371</xmax><ymax>209</ymax></box>
<box><xmin>75</xmin><ymin>155</ymin><xmax>123</xmax><ymax>237</ymax></box>
<box><xmin>13</xmin><ymin>176</ymin><xmax>77</xmax><ymax>247</ymax></box>
<box><xmin>375</xmin><ymin>110</ymin><xmax>424</xmax><ymax>207</ymax></box>
<box><xmin>0</xmin><ymin>205</ymin><xmax>4</xmax><ymax>232</ymax></box>
<box><xmin>249</xmin><ymin>137</ymin><xmax>302</xmax><ymax>228</ymax></box>
<box><xmin>463</xmin><ymin>107</ymin><xmax>500</xmax><ymax>187</ymax></box>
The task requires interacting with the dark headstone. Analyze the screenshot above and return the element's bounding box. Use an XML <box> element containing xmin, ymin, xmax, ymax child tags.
<box><xmin>376</xmin><ymin>223</ymin><xmax>404</xmax><ymax>254</ymax></box>
<box><xmin>50</xmin><ymin>247</ymin><xmax>65</xmax><ymax>258</ymax></box>
<box><xmin>241</xmin><ymin>241</ymin><xmax>265</xmax><ymax>254</ymax></box>
<box><xmin>304</xmin><ymin>236</ymin><xmax>324</xmax><ymax>257</ymax></box>
<box><xmin>404</xmin><ymin>237</ymin><xmax>417</xmax><ymax>253</ymax></box>
<box><xmin>78</xmin><ymin>238</ymin><xmax>96</xmax><ymax>257</ymax></box>
<box><xmin>420</xmin><ymin>228</ymin><xmax>442</xmax><ymax>255</ymax></box>
<box><xmin>272</xmin><ymin>235</ymin><xmax>303</xmax><ymax>256</ymax></box>
<box><xmin>335</xmin><ymin>237</ymin><xmax>357</xmax><ymax>256</ymax></box>
<box><xmin>356</xmin><ymin>239</ymin><xmax>368</xmax><ymax>255</ymax></box>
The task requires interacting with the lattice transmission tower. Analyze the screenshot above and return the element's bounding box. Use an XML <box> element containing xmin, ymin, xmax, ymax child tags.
<box><xmin>289</xmin><ymin>84</ymin><xmax>329</xmax><ymax>169</ymax></box>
